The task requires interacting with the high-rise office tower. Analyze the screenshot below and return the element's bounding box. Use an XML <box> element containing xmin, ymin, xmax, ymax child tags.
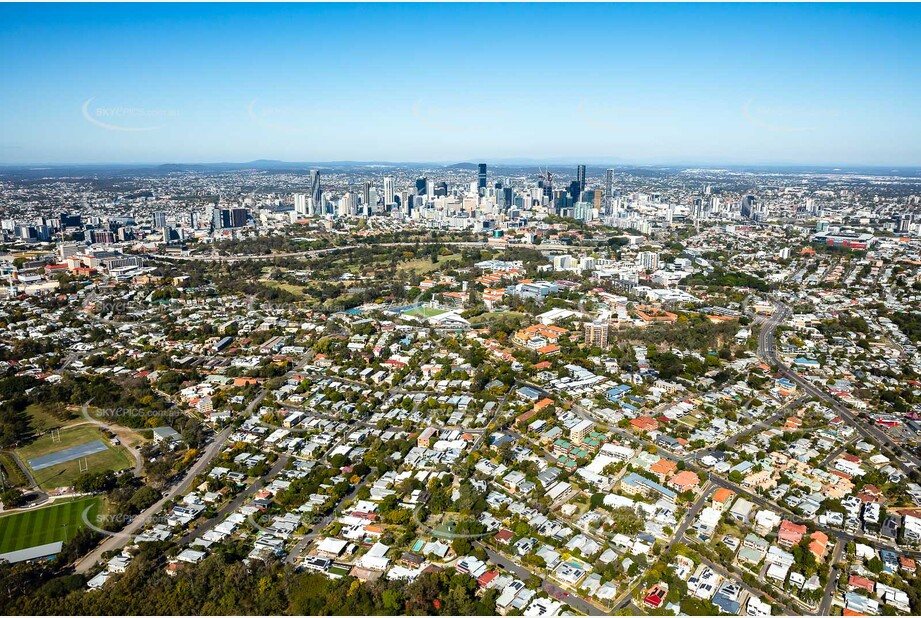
<box><xmin>604</xmin><ymin>169</ymin><xmax>614</xmax><ymax>215</ymax></box>
<box><xmin>362</xmin><ymin>181</ymin><xmax>371</xmax><ymax>207</ymax></box>
<box><xmin>152</xmin><ymin>211</ymin><xmax>167</xmax><ymax>228</ymax></box>
<box><xmin>294</xmin><ymin>194</ymin><xmax>309</xmax><ymax>216</ymax></box>
<box><xmin>741</xmin><ymin>195</ymin><xmax>757</xmax><ymax>219</ymax></box>
<box><xmin>478</xmin><ymin>163</ymin><xmax>487</xmax><ymax>194</ymax></box>
<box><xmin>383</xmin><ymin>176</ymin><xmax>395</xmax><ymax>205</ymax></box>
<box><xmin>568</xmin><ymin>180</ymin><xmax>581</xmax><ymax>201</ymax></box>
<box><xmin>415</xmin><ymin>177</ymin><xmax>427</xmax><ymax>195</ymax></box>
<box><xmin>577</xmin><ymin>164</ymin><xmax>586</xmax><ymax>196</ymax></box>
<box><xmin>60</xmin><ymin>213</ymin><xmax>82</xmax><ymax>228</ymax></box>
<box><xmin>401</xmin><ymin>191</ymin><xmax>412</xmax><ymax>216</ymax></box>
<box><xmin>368</xmin><ymin>188</ymin><xmax>380</xmax><ymax>213</ymax></box>
<box><xmin>541</xmin><ymin>170</ymin><xmax>553</xmax><ymax>198</ymax></box>
<box><xmin>338</xmin><ymin>192</ymin><xmax>356</xmax><ymax>218</ymax></box>
<box><xmin>309</xmin><ymin>170</ymin><xmax>322</xmax><ymax>205</ymax></box>
<box><xmin>213</xmin><ymin>208</ymin><xmax>249</xmax><ymax>230</ymax></box>
<box><xmin>691</xmin><ymin>199</ymin><xmax>704</xmax><ymax>221</ymax></box>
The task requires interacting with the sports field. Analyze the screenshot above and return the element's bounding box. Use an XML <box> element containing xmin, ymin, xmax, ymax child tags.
<box><xmin>0</xmin><ymin>496</ymin><xmax>101</xmax><ymax>553</ymax></box>
<box><xmin>29</xmin><ymin>440</ymin><xmax>109</xmax><ymax>470</ymax></box>
<box><xmin>403</xmin><ymin>306</ymin><xmax>449</xmax><ymax>318</ymax></box>
<box><xmin>15</xmin><ymin>426</ymin><xmax>133</xmax><ymax>490</ymax></box>
<box><xmin>396</xmin><ymin>253</ymin><xmax>461</xmax><ymax>274</ymax></box>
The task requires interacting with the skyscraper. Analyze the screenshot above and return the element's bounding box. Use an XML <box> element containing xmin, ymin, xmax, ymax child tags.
<box><xmin>383</xmin><ymin>176</ymin><xmax>395</xmax><ymax>205</ymax></box>
<box><xmin>294</xmin><ymin>194</ymin><xmax>309</xmax><ymax>216</ymax></box>
<box><xmin>213</xmin><ymin>207</ymin><xmax>249</xmax><ymax>230</ymax></box>
<box><xmin>415</xmin><ymin>177</ymin><xmax>427</xmax><ymax>196</ymax></box>
<box><xmin>362</xmin><ymin>181</ymin><xmax>371</xmax><ymax>207</ymax></box>
<box><xmin>741</xmin><ymin>195</ymin><xmax>757</xmax><ymax>219</ymax></box>
<box><xmin>576</xmin><ymin>164</ymin><xmax>586</xmax><ymax>196</ymax></box>
<box><xmin>478</xmin><ymin>163</ymin><xmax>487</xmax><ymax>194</ymax></box>
<box><xmin>568</xmin><ymin>180</ymin><xmax>581</xmax><ymax>201</ymax></box>
<box><xmin>309</xmin><ymin>170</ymin><xmax>322</xmax><ymax>206</ymax></box>
<box><xmin>604</xmin><ymin>169</ymin><xmax>614</xmax><ymax>215</ymax></box>
<box><xmin>540</xmin><ymin>170</ymin><xmax>553</xmax><ymax>198</ymax></box>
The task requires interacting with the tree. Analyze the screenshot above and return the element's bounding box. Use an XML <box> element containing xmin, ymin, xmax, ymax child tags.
<box><xmin>452</xmin><ymin>537</ymin><xmax>471</xmax><ymax>556</ymax></box>
<box><xmin>867</xmin><ymin>556</ymin><xmax>884</xmax><ymax>574</ymax></box>
<box><xmin>0</xmin><ymin>488</ymin><xmax>25</xmax><ymax>508</ymax></box>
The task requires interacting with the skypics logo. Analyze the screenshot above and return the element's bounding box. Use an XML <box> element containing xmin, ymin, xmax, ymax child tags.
<box><xmin>81</xmin><ymin>509</ymin><xmax>172</xmax><ymax>541</ymax></box>
<box><xmin>81</xmin><ymin>97</ymin><xmax>179</xmax><ymax>132</ymax></box>
<box><xmin>81</xmin><ymin>401</ymin><xmax>184</xmax><ymax>424</ymax></box>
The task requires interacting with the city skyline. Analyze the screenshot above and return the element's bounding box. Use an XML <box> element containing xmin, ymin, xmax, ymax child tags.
<box><xmin>1</xmin><ymin>3</ymin><xmax>921</xmax><ymax>166</ymax></box>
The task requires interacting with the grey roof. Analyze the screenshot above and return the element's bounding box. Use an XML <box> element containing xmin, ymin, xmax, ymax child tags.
<box><xmin>152</xmin><ymin>426</ymin><xmax>182</xmax><ymax>441</ymax></box>
<box><xmin>0</xmin><ymin>541</ymin><xmax>63</xmax><ymax>564</ymax></box>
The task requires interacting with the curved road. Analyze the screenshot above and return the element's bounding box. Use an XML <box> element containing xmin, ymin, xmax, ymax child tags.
<box><xmin>71</xmin><ymin>412</ymin><xmax>145</xmax><ymax>477</ymax></box>
<box><xmin>73</xmin><ymin>426</ymin><xmax>232</xmax><ymax>574</ymax></box>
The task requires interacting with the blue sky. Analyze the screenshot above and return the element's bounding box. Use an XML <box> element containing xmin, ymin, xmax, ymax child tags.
<box><xmin>1</xmin><ymin>3</ymin><xmax>919</xmax><ymax>165</ymax></box>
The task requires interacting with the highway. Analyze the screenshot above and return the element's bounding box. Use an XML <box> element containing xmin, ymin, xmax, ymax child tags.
<box><xmin>760</xmin><ymin>299</ymin><xmax>921</xmax><ymax>476</ymax></box>
<box><xmin>150</xmin><ymin>240</ymin><xmax>597</xmax><ymax>263</ymax></box>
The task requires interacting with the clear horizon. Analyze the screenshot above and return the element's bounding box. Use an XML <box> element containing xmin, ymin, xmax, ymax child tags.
<box><xmin>3</xmin><ymin>159</ymin><xmax>921</xmax><ymax>171</ymax></box>
<box><xmin>2</xmin><ymin>3</ymin><xmax>920</xmax><ymax>166</ymax></box>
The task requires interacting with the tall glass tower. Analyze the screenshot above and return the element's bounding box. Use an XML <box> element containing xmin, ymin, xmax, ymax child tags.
<box><xmin>605</xmin><ymin>169</ymin><xmax>614</xmax><ymax>215</ymax></box>
<box><xmin>309</xmin><ymin>170</ymin><xmax>322</xmax><ymax>207</ymax></box>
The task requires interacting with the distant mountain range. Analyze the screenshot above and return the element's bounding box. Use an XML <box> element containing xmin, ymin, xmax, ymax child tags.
<box><xmin>0</xmin><ymin>160</ymin><xmax>919</xmax><ymax>179</ymax></box>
